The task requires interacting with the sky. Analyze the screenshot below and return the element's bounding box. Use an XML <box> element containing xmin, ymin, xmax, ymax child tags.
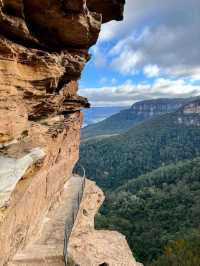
<box><xmin>80</xmin><ymin>0</ymin><xmax>200</xmax><ymax>107</ymax></box>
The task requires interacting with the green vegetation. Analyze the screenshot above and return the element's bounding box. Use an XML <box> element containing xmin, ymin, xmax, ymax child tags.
<box><xmin>77</xmin><ymin>101</ymin><xmax>200</xmax><ymax>265</ymax></box>
<box><xmin>82</xmin><ymin>108</ymin><xmax>141</xmax><ymax>139</ymax></box>
<box><xmin>95</xmin><ymin>158</ymin><xmax>200</xmax><ymax>264</ymax></box>
<box><xmin>79</xmin><ymin>112</ymin><xmax>200</xmax><ymax>190</ymax></box>
<box><xmin>151</xmin><ymin>230</ymin><xmax>200</xmax><ymax>266</ymax></box>
<box><xmin>81</xmin><ymin>98</ymin><xmax>189</xmax><ymax>140</ymax></box>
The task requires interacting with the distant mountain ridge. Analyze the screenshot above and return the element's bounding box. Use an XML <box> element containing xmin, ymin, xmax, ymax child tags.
<box><xmin>82</xmin><ymin>97</ymin><xmax>194</xmax><ymax>140</ymax></box>
<box><xmin>78</xmin><ymin>98</ymin><xmax>200</xmax><ymax>190</ymax></box>
<box><xmin>176</xmin><ymin>98</ymin><xmax>200</xmax><ymax>127</ymax></box>
<box><xmin>77</xmin><ymin>98</ymin><xmax>200</xmax><ymax>264</ymax></box>
<box><xmin>130</xmin><ymin>98</ymin><xmax>188</xmax><ymax>115</ymax></box>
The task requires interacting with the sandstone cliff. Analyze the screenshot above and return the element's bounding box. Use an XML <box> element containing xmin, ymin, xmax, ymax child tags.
<box><xmin>8</xmin><ymin>178</ymin><xmax>140</xmax><ymax>266</ymax></box>
<box><xmin>0</xmin><ymin>0</ymin><xmax>140</xmax><ymax>265</ymax></box>
<box><xmin>68</xmin><ymin>179</ymin><xmax>141</xmax><ymax>266</ymax></box>
<box><xmin>130</xmin><ymin>98</ymin><xmax>189</xmax><ymax>117</ymax></box>
<box><xmin>176</xmin><ymin>98</ymin><xmax>200</xmax><ymax>126</ymax></box>
<box><xmin>81</xmin><ymin>97</ymin><xmax>191</xmax><ymax>140</ymax></box>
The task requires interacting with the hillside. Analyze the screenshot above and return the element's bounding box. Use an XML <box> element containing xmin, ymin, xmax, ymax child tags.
<box><xmin>96</xmin><ymin>157</ymin><xmax>200</xmax><ymax>264</ymax></box>
<box><xmin>77</xmin><ymin>99</ymin><xmax>200</xmax><ymax>264</ymax></box>
<box><xmin>81</xmin><ymin>98</ymin><xmax>191</xmax><ymax>140</ymax></box>
<box><xmin>151</xmin><ymin>229</ymin><xmax>200</xmax><ymax>266</ymax></box>
<box><xmin>78</xmin><ymin>100</ymin><xmax>200</xmax><ymax>190</ymax></box>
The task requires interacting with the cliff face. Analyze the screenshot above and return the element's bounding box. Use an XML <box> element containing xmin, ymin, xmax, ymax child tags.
<box><xmin>183</xmin><ymin>99</ymin><xmax>200</xmax><ymax>114</ymax></box>
<box><xmin>0</xmin><ymin>1</ymin><xmax>128</xmax><ymax>265</ymax></box>
<box><xmin>176</xmin><ymin>99</ymin><xmax>200</xmax><ymax>126</ymax></box>
<box><xmin>81</xmin><ymin>98</ymin><xmax>190</xmax><ymax>140</ymax></box>
<box><xmin>130</xmin><ymin>98</ymin><xmax>189</xmax><ymax>117</ymax></box>
<box><xmin>68</xmin><ymin>179</ymin><xmax>141</xmax><ymax>266</ymax></box>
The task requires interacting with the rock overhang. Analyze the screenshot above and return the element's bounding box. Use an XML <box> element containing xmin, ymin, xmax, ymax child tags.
<box><xmin>0</xmin><ymin>0</ymin><xmax>126</xmax><ymax>264</ymax></box>
<box><xmin>0</xmin><ymin>0</ymin><xmax>125</xmax><ymax>51</ymax></box>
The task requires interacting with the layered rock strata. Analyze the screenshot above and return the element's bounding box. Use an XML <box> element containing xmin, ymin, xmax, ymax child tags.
<box><xmin>0</xmin><ymin>111</ymin><xmax>82</xmax><ymax>265</ymax></box>
<box><xmin>68</xmin><ymin>179</ymin><xmax>142</xmax><ymax>266</ymax></box>
<box><xmin>177</xmin><ymin>99</ymin><xmax>200</xmax><ymax>126</ymax></box>
<box><xmin>8</xmin><ymin>178</ymin><xmax>142</xmax><ymax>266</ymax></box>
<box><xmin>0</xmin><ymin>0</ymin><xmax>136</xmax><ymax>265</ymax></box>
<box><xmin>9</xmin><ymin>175</ymin><xmax>85</xmax><ymax>266</ymax></box>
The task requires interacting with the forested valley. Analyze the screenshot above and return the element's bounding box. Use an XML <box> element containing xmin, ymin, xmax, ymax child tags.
<box><xmin>76</xmin><ymin>99</ymin><xmax>200</xmax><ymax>265</ymax></box>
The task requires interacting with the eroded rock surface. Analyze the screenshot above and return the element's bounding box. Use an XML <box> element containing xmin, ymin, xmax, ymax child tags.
<box><xmin>0</xmin><ymin>111</ymin><xmax>82</xmax><ymax>264</ymax></box>
<box><xmin>0</xmin><ymin>148</ymin><xmax>45</xmax><ymax>208</ymax></box>
<box><xmin>9</xmin><ymin>175</ymin><xmax>85</xmax><ymax>266</ymax></box>
<box><xmin>183</xmin><ymin>99</ymin><xmax>200</xmax><ymax>114</ymax></box>
<box><xmin>68</xmin><ymin>180</ymin><xmax>143</xmax><ymax>266</ymax></box>
<box><xmin>0</xmin><ymin>0</ymin><xmax>136</xmax><ymax>265</ymax></box>
<box><xmin>177</xmin><ymin>99</ymin><xmax>200</xmax><ymax>126</ymax></box>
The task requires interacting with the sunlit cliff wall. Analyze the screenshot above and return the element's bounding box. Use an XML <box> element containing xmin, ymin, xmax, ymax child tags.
<box><xmin>0</xmin><ymin>0</ymin><xmax>128</xmax><ymax>265</ymax></box>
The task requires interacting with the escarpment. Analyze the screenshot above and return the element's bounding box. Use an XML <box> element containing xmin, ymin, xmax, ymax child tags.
<box><xmin>176</xmin><ymin>98</ymin><xmax>200</xmax><ymax>126</ymax></box>
<box><xmin>0</xmin><ymin>0</ymin><xmax>135</xmax><ymax>265</ymax></box>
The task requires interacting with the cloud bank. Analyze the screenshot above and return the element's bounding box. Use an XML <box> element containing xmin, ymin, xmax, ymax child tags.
<box><xmin>81</xmin><ymin>0</ymin><xmax>200</xmax><ymax>106</ymax></box>
<box><xmin>99</xmin><ymin>0</ymin><xmax>200</xmax><ymax>78</ymax></box>
<box><xmin>80</xmin><ymin>79</ymin><xmax>200</xmax><ymax>107</ymax></box>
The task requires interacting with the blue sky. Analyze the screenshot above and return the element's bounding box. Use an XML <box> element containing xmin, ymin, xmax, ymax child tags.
<box><xmin>80</xmin><ymin>0</ymin><xmax>200</xmax><ymax>107</ymax></box>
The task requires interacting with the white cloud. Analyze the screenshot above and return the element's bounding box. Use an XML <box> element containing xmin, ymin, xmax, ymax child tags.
<box><xmin>144</xmin><ymin>65</ymin><xmax>160</xmax><ymax>78</ymax></box>
<box><xmin>111</xmin><ymin>50</ymin><xmax>143</xmax><ymax>75</ymax></box>
<box><xmin>80</xmin><ymin>79</ymin><xmax>200</xmax><ymax>107</ymax></box>
<box><xmin>99</xmin><ymin>0</ymin><xmax>154</xmax><ymax>42</ymax></box>
<box><xmin>84</xmin><ymin>0</ymin><xmax>200</xmax><ymax>106</ymax></box>
<box><xmin>95</xmin><ymin>0</ymin><xmax>200</xmax><ymax>80</ymax></box>
<box><xmin>99</xmin><ymin>0</ymin><xmax>199</xmax><ymax>42</ymax></box>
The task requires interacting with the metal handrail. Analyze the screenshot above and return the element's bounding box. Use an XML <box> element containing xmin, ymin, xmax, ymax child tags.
<box><xmin>63</xmin><ymin>166</ymin><xmax>86</xmax><ymax>266</ymax></box>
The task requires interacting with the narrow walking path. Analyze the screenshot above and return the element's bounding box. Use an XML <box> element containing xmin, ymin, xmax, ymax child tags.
<box><xmin>10</xmin><ymin>175</ymin><xmax>84</xmax><ymax>266</ymax></box>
